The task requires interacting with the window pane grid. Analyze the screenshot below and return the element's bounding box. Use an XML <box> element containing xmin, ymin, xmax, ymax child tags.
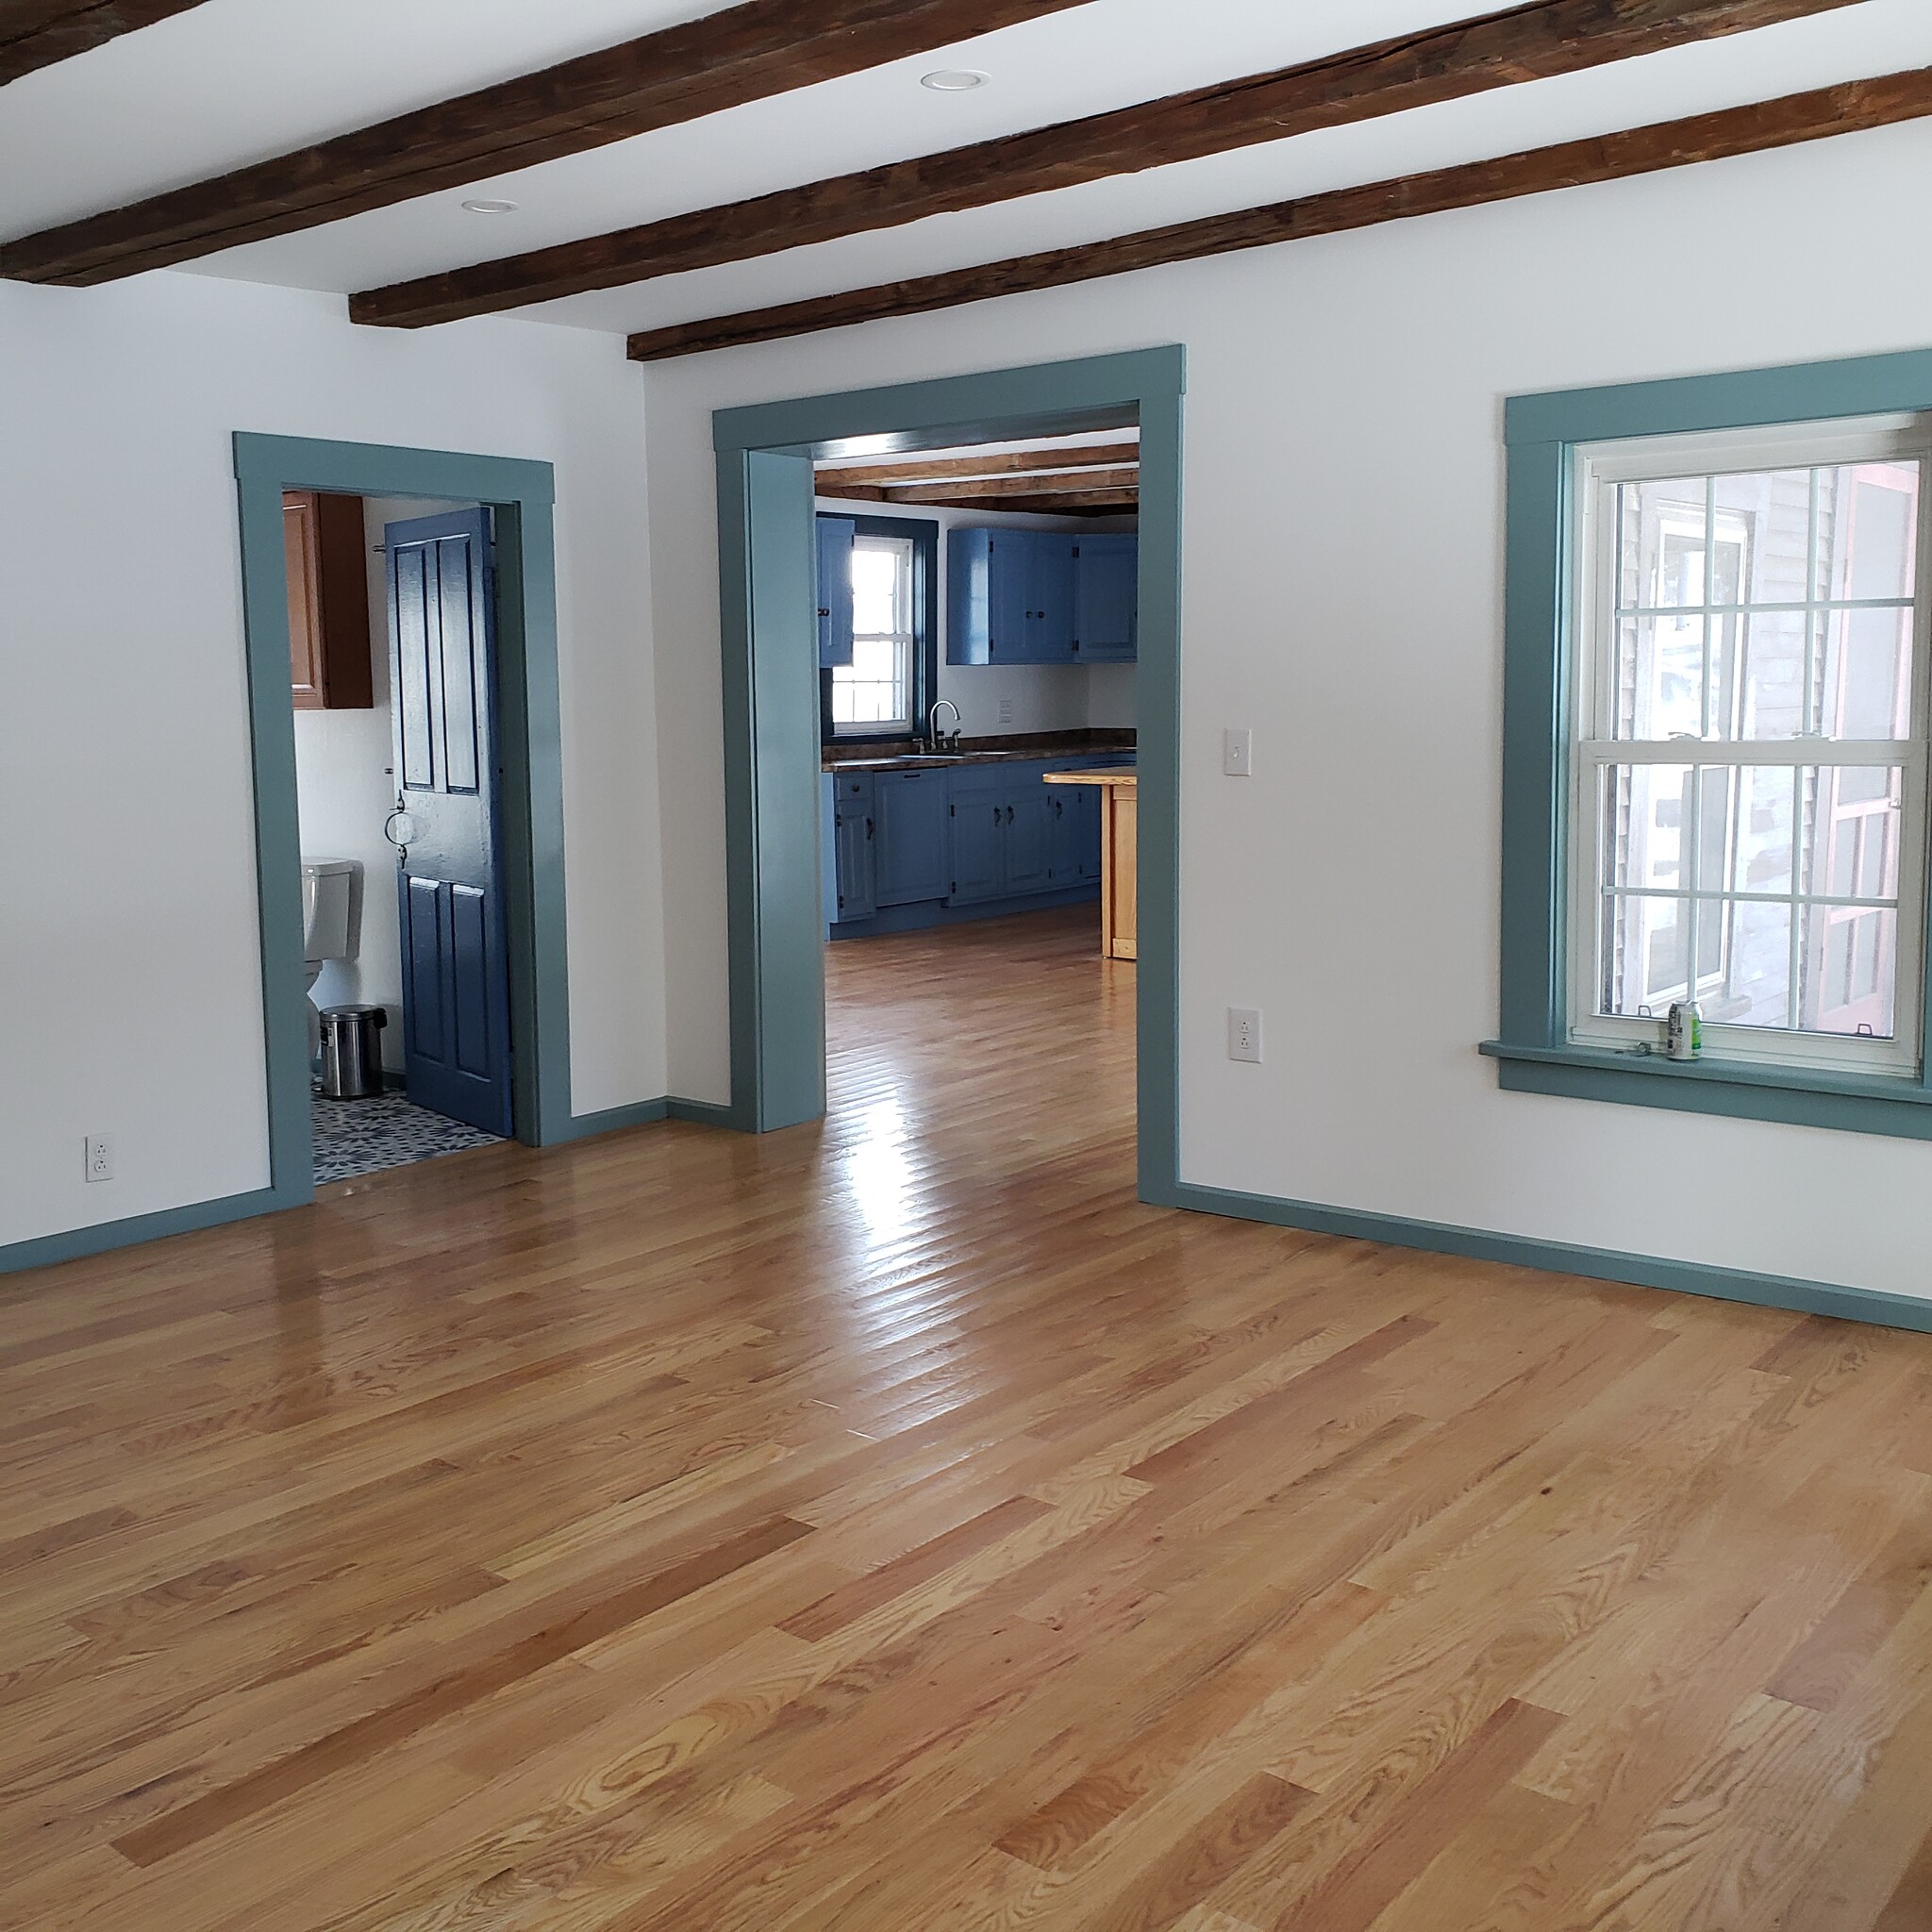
<box><xmin>1577</xmin><ymin>436</ymin><xmax>1928</xmax><ymax>1066</ymax></box>
<box><xmin>831</xmin><ymin>533</ymin><xmax>917</xmax><ymax>735</ymax></box>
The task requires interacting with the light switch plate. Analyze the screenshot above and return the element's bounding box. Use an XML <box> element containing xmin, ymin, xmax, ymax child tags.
<box><xmin>1224</xmin><ymin>727</ymin><xmax>1254</xmax><ymax>777</ymax></box>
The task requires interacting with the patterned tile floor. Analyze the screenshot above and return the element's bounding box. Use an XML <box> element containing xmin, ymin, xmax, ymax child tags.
<box><xmin>311</xmin><ymin>1090</ymin><xmax>504</xmax><ymax>1184</ymax></box>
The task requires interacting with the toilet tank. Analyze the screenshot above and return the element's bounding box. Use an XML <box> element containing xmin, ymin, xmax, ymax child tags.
<box><xmin>301</xmin><ymin>858</ymin><xmax>358</xmax><ymax>964</ymax></box>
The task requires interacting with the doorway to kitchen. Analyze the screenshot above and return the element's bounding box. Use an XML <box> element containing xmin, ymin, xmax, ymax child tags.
<box><xmin>709</xmin><ymin>346</ymin><xmax>1183</xmax><ymax>1204</ymax></box>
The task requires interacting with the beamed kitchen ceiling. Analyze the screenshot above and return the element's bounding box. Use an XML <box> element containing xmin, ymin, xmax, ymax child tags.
<box><xmin>2</xmin><ymin>0</ymin><xmax>1930</xmax><ymax>356</ymax></box>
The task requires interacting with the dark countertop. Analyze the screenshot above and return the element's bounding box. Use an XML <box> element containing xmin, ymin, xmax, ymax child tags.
<box><xmin>823</xmin><ymin>729</ymin><xmax>1133</xmax><ymax>774</ymax></box>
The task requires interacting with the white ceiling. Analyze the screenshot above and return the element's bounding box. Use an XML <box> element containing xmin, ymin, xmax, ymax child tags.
<box><xmin>3</xmin><ymin>0</ymin><xmax>1928</xmax><ymax>340</ymax></box>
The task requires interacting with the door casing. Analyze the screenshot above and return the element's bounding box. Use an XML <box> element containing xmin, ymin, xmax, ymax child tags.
<box><xmin>710</xmin><ymin>347</ymin><xmax>1186</xmax><ymax>1203</ymax></box>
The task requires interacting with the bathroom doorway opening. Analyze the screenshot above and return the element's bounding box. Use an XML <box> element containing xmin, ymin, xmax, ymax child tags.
<box><xmin>291</xmin><ymin>492</ymin><xmax>516</xmax><ymax>1184</ymax></box>
<box><xmin>232</xmin><ymin>434</ymin><xmax>573</xmax><ymax>1213</ymax></box>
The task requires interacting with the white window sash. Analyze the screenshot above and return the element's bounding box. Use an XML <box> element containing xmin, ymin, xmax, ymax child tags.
<box><xmin>1566</xmin><ymin>418</ymin><xmax>1932</xmax><ymax>1078</ymax></box>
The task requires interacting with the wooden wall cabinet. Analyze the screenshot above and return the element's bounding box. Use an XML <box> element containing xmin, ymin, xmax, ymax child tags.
<box><xmin>283</xmin><ymin>490</ymin><xmax>374</xmax><ymax>710</ymax></box>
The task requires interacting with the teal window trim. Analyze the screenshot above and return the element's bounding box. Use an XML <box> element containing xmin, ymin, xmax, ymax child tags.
<box><xmin>1493</xmin><ymin>346</ymin><xmax>1932</xmax><ymax>1139</ymax></box>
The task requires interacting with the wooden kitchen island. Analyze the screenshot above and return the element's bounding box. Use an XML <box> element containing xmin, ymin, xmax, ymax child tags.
<box><xmin>1043</xmin><ymin>767</ymin><xmax>1136</xmax><ymax>959</ymax></box>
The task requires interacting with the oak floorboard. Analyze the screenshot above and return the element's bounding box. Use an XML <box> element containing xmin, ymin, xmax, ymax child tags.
<box><xmin>4</xmin><ymin>907</ymin><xmax>1931</xmax><ymax>1928</ymax></box>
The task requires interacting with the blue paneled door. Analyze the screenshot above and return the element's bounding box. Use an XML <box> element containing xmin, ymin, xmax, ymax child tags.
<box><xmin>386</xmin><ymin>509</ymin><xmax>514</xmax><ymax>1138</ymax></box>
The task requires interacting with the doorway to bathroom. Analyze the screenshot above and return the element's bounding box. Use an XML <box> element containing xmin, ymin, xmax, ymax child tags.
<box><xmin>291</xmin><ymin>492</ymin><xmax>515</xmax><ymax>1183</ymax></box>
<box><xmin>232</xmin><ymin>434</ymin><xmax>574</xmax><ymax>1214</ymax></box>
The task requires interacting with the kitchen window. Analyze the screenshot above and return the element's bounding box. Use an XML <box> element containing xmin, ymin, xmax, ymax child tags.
<box><xmin>1570</xmin><ymin>419</ymin><xmax>1930</xmax><ymax>1075</ymax></box>
<box><xmin>831</xmin><ymin>533</ymin><xmax>918</xmax><ymax>735</ymax></box>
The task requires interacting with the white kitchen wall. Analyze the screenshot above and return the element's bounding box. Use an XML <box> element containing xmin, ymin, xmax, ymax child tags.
<box><xmin>1</xmin><ymin>275</ymin><xmax>665</xmax><ymax>1249</ymax></box>
<box><xmin>813</xmin><ymin>492</ymin><xmax>1139</xmax><ymax>738</ymax></box>
<box><xmin>291</xmin><ymin>495</ymin><xmax>460</xmax><ymax>1070</ymax></box>
<box><xmin>647</xmin><ymin>119</ymin><xmax>1932</xmax><ymax>1302</ymax></box>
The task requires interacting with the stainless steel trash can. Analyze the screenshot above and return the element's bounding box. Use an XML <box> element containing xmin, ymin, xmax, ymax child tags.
<box><xmin>319</xmin><ymin>1005</ymin><xmax>387</xmax><ymax>1100</ymax></box>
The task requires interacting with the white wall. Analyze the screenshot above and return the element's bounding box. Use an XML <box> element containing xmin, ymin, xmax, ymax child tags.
<box><xmin>814</xmin><ymin>493</ymin><xmax>1138</xmax><ymax>737</ymax></box>
<box><xmin>646</xmin><ymin>121</ymin><xmax>1932</xmax><ymax>1301</ymax></box>
<box><xmin>1</xmin><ymin>275</ymin><xmax>665</xmax><ymax>1248</ymax></box>
<box><xmin>291</xmin><ymin>495</ymin><xmax>460</xmax><ymax>1069</ymax></box>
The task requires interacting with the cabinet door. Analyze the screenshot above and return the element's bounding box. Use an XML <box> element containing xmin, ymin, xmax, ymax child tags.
<box><xmin>284</xmin><ymin>490</ymin><xmax>374</xmax><ymax>709</ymax></box>
<box><xmin>946</xmin><ymin>527</ymin><xmax>991</xmax><ymax>665</ymax></box>
<box><xmin>1074</xmin><ymin>781</ymin><xmax>1103</xmax><ymax>877</ymax></box>
<box><xmin>874</xmin><ymin>770</ymin><xmax>949</xmax><ymax>906</ymax></box>
<box><xmin>1003</xmin><ymin>778</ymin><xmax>1055</xmax><ymax>895</ymax></box>
<box><xmin>984</xmin><ymin>531</ymin><xmax>1033</xmax><ymax>664</ymax></box>
<box><xmin>816</xmin><ymin>516</ymin><xmax>856</xmax><ymax>668</ymax></box>
<box><xmin>833</xmin><ymin>794</ymin><xmax>875</xmax><ymax>921</ymax></box>
<box><xmin>1073</xmin><ymin>534</ymin><xmax>1138</xmax><ymax>661</ymax></box>
<box><xmin>1028</xmin><ymin>535</ymin><xmax>1078</xmax><ymax>661</ymax></box>
<box><xmin>947</xmin><ymin>783</ymin><xmax>1006</xmax><ymax>903</ymax></box>
<box><xmin>1047</xmin><ymin>777</ymin><xmax>1106</xmax><ymax>881</ymax></box>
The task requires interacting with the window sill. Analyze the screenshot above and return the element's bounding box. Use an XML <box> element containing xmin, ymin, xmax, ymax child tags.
<box><xmin>1479</xmin><ymin>1039</ymin><xmax>1932</xmax><ymax>1142</ymax></box>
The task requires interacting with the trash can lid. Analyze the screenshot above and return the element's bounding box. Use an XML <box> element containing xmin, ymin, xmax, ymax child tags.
<box><xmin>321</xmin><ymin>1004</ymin><xmax>388</xmax><ymax>1023</ymax></box>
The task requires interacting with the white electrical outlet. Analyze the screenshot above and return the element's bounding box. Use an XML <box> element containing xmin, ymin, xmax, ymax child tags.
<box><xmin>1223</xmin><ymin>727</ymin><xmax>1254</xmax><ymax>777</ymax></box>
<box><xmin>85</xmin><ymin>1134</ymin><xmax>114</xmax><ymax>1183</ymax></box>
<box><xmin>1227</xmin><ymin>1008</ymin><xmax>1263</xmax><ymax>1064</ymax></box>
<box><xmin>997</xmin><ymin>696</ymin><xmax>1014</xmax><ymax>725</ymax></box>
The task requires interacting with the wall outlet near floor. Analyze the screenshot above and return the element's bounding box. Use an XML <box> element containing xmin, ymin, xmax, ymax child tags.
<box><xmin>1227</xmin><ymin>1008</ymin><xmax>1263</xmax><ymax>1064</ymax></box>
<box><xmin>84</xmin><ymin>1134</ymin><xmax>114</xmax><ymax>1183</ymax></box>
<box><xmin>997</xmin><ymin>697</ymin><xmax>1014</xmax><ymax>725</ymax></box>
<box><xmin>1223</xmin><ymin>727</ymin><xmax>1254</xmax><ymax>776</ymax></box>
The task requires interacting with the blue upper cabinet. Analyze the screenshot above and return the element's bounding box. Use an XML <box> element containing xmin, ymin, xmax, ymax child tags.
<box><xmin>948</xmin><ymin>529</ymin><xmax>1081</xmax><ymax>664</ymax></box>
<box><xmin>1073</xmin><ymin>534</ymin><xmax>1138</xmax><ymax>661</ymax></box>
<box><xmin>816</xmin><ymin>515</ymin><xmax>856</xmax><ymax>668</ymax></box>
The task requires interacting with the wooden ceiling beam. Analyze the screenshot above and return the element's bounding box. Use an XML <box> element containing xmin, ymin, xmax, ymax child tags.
<box><xmin>900</xmin><ymin>488</ymin><xmax>1140</xmax><ymax>512</ymax></box>
<box><xmin>630</xmin><ymin>68</ymin><xmax>1932</xmax><ymax>363</ymax></box>
<box><xmin>0</xmin><ymin>1</ymin><xmax>204</xmax><ymax>86</ymax></box>
<box><xmin>350</xmin><ymin>0</ymin><xmax>1857</xmax><ymax>328</ymax></box>
<box><xmin>814</xmin><ymin>443</ymin><xmax>1137</xmax><ymax>490</ymax></box>
<box><xmin>0</xmin><ymin>0</ymin><xmax>1090</xmax><ymax>285</ymax></box>
<box><xmin>878</xmin><ymin>466</ymin><xmax>1140</xmax><ymax>501</ymax></box>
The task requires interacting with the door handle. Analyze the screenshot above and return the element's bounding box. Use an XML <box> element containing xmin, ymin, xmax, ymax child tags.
<box><xmin>382</xmin><ymin>792</ymin><xmax>419</xmax><ymax>862</ymax></box>
<box><xmin>866</xmin><ymin>817</ymin><xmax>874</xmax><ymax>841</ymax></box>
<box><xmin>1006</xmin><ymin>805</ymin><xmax>1015</xmax><ymax>824</ymax></box>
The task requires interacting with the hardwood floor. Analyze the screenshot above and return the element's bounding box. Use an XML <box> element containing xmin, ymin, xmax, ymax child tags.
<box><xmin>6</xmin><ymin>903</ymin><xmax>1932</xmax><ymax>1928</ymax></box>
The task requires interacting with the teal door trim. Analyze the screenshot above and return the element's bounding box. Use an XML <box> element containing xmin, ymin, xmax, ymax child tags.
<box><xmin>711</xmin><ymin>346</ymin><xmax>1186</xmax><ymax>1191</ymax></box>
<box><xmin>0</xmin><ymin>435</ymin><xmax>572</xmax><ymax>1279</ymax></box>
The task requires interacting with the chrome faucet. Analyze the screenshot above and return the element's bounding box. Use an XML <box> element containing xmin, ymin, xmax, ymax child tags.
<box><xmin>925</xmin><ymin>699</ymin><xmax>962</xmax><ymax>752</ymax></box>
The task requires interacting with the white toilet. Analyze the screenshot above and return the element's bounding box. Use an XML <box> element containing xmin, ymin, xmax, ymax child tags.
<box><xmin>301</xmin><ymin>858</ymin><xmax>361</xmax><ymax>1064</ymax></box>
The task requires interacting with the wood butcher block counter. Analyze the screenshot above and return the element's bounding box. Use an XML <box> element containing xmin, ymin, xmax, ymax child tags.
<box><xmin>1043</xmin><ymin>767</ymin><xmax>1136</xmax><ymax>958</ymax></box>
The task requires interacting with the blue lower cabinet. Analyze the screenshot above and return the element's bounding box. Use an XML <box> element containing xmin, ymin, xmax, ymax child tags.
<box><xmin>1004</xmin><ymin>788</ymin><xmax>1055</xmax><ymax>894</ymax></box>
<box><xmin>874</xmin><ymin>770</ymin><xmax>949</xmax><ymax>906</ymax></box>
<box><xmin>828</xmin><ymin>757</ymin><xmax>1116</xmax><ymax>929</ymax></box>
<box><xmin>832</xmin><ymin>772</ymin><xmax>874</xmax><ymax>922</ymax></box>
<box><xmin>1047</xmin><ymin>783</ymin><xmax>1100</xmax><ymax>883</ymax></box>
<box><xmin>947</xmin><ymin>779</ymin><xmax>1008</xmax><ymax>904</ymax></box>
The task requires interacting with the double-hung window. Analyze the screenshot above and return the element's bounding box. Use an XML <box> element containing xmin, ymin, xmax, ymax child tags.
<box><xmin>831</xmin><ymin>533</ymin><xmax>918</xmax><ymax>736</ymax></box>
<box><xmin>1569</xmin><ymin>419</ymin><xmax>1930</xmax><ymax>1076</ymax></box>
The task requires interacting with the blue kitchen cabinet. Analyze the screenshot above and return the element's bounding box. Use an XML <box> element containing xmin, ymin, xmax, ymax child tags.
<box><xmin>874</xmin><ymin>770</ymin><xmax>949</xmax><ymax>906</ymax></box>
<box><xmin>946</xmin><ymin>774</ymin><xmax>1008</xmax><ymax>903</ymax></box>
<box><xmin>816</xmin><ymin>515</ymin><xmax>856</xmax><ymax>668</ymax></box>
<box><xmin>831</xmin><ymin>770</ymin><xmax>874</xmax><ymax>922</ymax></box>
<box><xmin>1073</xmin><ymin>534</ymin><xmax>1138</xmax><ymax>661</ymax></box>
<box><xmin>1003</xmin><ymin>785</ymin><xmax>1055</xmax><ymax>894</ymax></box>
<box><xmin>1047</xmin><ymin>780</ymin><xmax>1102</xmax><ymax>883</ymax></box>
<box><xmin>948</xmin><ymin>530</ymin><xmax>1078</xmax><ymax>664</ymax></box>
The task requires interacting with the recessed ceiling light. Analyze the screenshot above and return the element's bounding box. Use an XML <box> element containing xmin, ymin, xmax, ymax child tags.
<box><xmin>461</xmin><ymin>198</ymin><xmax>519</xmax><ymax>214</ymax></box>
<box><xmin>920</xmin><ymin>69</ymin><xmax>988</xmax><ymax>92</ymax></box>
